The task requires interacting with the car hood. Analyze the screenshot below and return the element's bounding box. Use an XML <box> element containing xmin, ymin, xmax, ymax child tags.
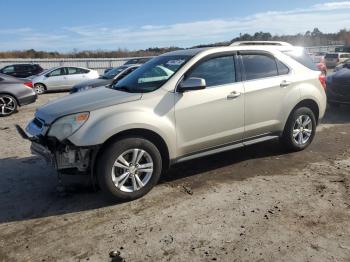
<box><xmin>36</xmin><ymin>87</ymin><xmax>142</xmax><ymax>124</ymax></box>
<box><xmin>74</xmin><ymin>78</ymin><xmax>113</xmax><ymax>88</ymax></box>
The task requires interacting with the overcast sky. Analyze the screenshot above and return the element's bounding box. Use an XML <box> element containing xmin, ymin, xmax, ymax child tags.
<box><xmin>0</xmin><ymin>0</ymin><xmax>350</xmax><ymax>51</ymax></box>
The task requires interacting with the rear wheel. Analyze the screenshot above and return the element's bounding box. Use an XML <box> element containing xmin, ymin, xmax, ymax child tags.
<box><xmin>281</xmin><ymin>107</ymin><xmax>316</xmax><ymax>151</ymax></box>
<box><xmin>34</xmin><ymin>84</ymin><xmax>46</xmax><ymax>95</ymax></box>
<box><xmin>97</xmin><ymin>137</ymin><xmax>162</xmax><ymax>201</ymax></box>
<box><xmin>0</xmin><ymin>94</ymin><xmax>17</xmax><ymax>117</ymax></box>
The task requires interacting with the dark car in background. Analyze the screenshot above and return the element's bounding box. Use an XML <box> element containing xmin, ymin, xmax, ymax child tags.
<box><xmin>334</xmin><ymin>59</ymin><xmax>350</xmax><ymax>72</ymax></box>
<box><xmin>104</xmin><ymin>58</ymin><xmax>151</xmax><ymax>74</ymax></box>
<box><xmin>326</xmin><ymin>67</ymin><xmax>350</xmax><ymax>107</ymax></box>
<box><xmin>70</xmin><ymin>64</ymin><xmax>140</xmax><ymax>94</ymax></box>
<box><xmin>0</xmin><ymin>64</ymin><xmax>43</xmax><ymax>78</ymax></box>
<box><xmin>0</xmin><ymin>73</ymin><xmax>37</xmax><ymax>116</ymax></box>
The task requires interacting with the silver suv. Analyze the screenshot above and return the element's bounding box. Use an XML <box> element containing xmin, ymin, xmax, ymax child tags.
<box><xmin>18</xmin><ymin>45</ymin><xmax>327</xmax><ymax>201</ymax></box>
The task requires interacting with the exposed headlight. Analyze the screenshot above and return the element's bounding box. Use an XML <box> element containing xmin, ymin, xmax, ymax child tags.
<box><xmin>48</xmin><ymin>112</ymin><xmax>89</xmax><ymax>141</ymax></box>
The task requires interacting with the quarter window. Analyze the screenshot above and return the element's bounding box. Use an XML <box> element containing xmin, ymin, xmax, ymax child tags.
<box><xmin>187</xmin><ymin>56</ymin><xmax>236</xmax><ymax>87</ymax></box>
<box><xmin>276</xmin><ymin>59</ymin><xmax>290</xmax><ymax>75</ymax></box>
<box><xmin>242</xmin><ymin>54</ymin><xmax>278</xmax><ymax>80</ymax></box>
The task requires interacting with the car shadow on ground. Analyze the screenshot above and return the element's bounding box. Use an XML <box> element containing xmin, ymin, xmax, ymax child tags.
<box><xmin>322</xmin><ymin>104</ymin><xmax>350</xmax><ymax>124</ymax></box>
<box><xmin>0</xmin><ymin>140</ymin><xmax>288</xmax><ymax>224</ymax></box>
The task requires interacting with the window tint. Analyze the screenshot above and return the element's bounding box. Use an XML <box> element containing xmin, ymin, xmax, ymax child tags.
<box><xmin>276</xmin><ymin>59</ymin><xmax>290</xmax><ymax>75</ymax></box>
<box><xmin>2</xmin><ymin>66</ymin><xmax>15</xmax><ymax>74</ymax></box>
<box><xmin>67</xmin><ymin>67</ymin><xmax>78</xmax><ymax>74</ymax></box>
<box><xmin>187</xmin><ymin>56</ymin><xmax>236</xmax><ymax>87</ymax></box>
<box><xmin>76</xmin><ymin>68</ymin><xmax>89</xmax><ymax>74</ymax></box>
<box><xmin>242</xmin><ymin>54</ymin><xmax>278</xmax><ymax>80</ymax></box>
<box><xmin>49</xmin><ymin>68</ymin><xmax>65</xmax><ymax>77</ymax></box>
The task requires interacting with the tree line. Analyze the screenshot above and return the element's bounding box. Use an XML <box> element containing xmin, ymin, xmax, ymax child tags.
<box><xmin>0</xmin><ymin>28</ymin><xmax>349</xmax><ymax>59</ymax></box>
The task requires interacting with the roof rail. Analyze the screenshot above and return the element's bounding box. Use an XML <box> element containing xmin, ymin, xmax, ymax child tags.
<box><xmin>230</xmin><ymin>41</ymin><xmax>292</xmax><ymax>47</ymax></box>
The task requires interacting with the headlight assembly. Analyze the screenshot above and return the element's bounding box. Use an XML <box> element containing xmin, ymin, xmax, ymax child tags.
<box><xmin>48</xmin><ymin>112</ymin><xmax>89</xmax><ymax>141</ymax></box>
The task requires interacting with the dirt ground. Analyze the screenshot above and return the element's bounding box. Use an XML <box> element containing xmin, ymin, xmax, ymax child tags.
<box><xmin>0</xmin><ymin>92</ymin><xmax>350</xmax><ymax>262</ymax></box>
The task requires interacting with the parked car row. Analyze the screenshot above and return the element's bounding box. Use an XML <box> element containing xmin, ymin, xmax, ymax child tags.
<box><xmin>0</xmin><ymin>59</ymin><xmax>148</xmax><ymax>116</ymax></box>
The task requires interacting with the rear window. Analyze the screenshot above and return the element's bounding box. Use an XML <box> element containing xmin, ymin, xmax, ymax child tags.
<box><xmin>283</xmin><ymin>50</ymin><xmax>318</xmax><ymax>70</ymax></box>
<box><xmin>325</xmin><ymin>53</ymin><xmax>339</xmax><ymax>59</ymax></box>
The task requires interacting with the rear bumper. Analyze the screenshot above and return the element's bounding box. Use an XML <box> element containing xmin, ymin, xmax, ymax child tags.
<box><xmin>18</xmin><ymin>92</ymin><xmax>37</xmax><ymax>106</ymax></box>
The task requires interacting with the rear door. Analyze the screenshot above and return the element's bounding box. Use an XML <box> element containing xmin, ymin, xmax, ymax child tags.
<box><xmin>240</xmin><ymin>51</ymin><xmax>293</xmax><ymax>139</ymax></box>
<box><xmin>66</xmin><ymin>67</ymin><xmax>90</xmax><ymax>88</ymax></box>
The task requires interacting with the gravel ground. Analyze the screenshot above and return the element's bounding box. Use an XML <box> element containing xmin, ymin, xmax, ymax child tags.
<box><xmin>0</xmin><ymin>92</ymin><xmax>350</xmax><ymax>262</ymax></box>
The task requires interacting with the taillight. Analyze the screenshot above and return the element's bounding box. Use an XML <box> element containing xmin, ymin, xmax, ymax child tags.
<box><xmin>319</xmin><ymin>74</ymin><xmax>326</xmax><ymax>91</ymax></box>
<box><xmin>23</xmin><ymin>81</ymin><xmax>33</xmax><ymax>88</ymax></box>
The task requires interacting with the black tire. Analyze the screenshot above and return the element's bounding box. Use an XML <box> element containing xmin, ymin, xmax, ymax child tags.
<box><xmin>34</xmin><ymin>84</ymin><xmax>46</xmax><ymax>95</ymax></box>
<box><xmin>97</xmin><ymin>137</ymin><xmax>162</xmax><ymax>201</ymax></box>
<box><xmin>281</xmin><ymin>107</ymin><xmax>317</xmax><ymax>151</ymax></box>
<box><xmin>0</xmin><ymin>94</ymin><xmax>18</xmax><ymax>117</ymax></box>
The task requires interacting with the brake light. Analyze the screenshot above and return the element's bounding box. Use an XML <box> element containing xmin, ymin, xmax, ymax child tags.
<box><xmin>319</xmin><ymin>74</ymin><xmax>326</xmax><ymax>91</ymax></box>
<box><xmin>23</xmin><ymin>81</ymin><xmax>33</xmax><ymax>88</ymax></box>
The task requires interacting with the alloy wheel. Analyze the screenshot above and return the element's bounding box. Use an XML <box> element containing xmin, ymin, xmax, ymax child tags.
<box><xmin>0</xmin><ymin>95</ymin><xmax>16</xmax><ymax>116</ymax></box>
<box><xmin>111</xmin><ymin>148</ymin><xmax>154</xmax><ymax>193</ymax></box>
<box><xmin>34</xmin><ymin>84</ymin><xmax>45</xmax><ymax>94</ymax></box>
<box><xmin>293</xmin><ymin>115</ymin><xmax>313</xmax><ymax>145</ymax></box>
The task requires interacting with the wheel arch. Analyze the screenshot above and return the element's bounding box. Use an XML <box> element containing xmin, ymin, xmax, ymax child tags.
<box><xmin>34</xmin><ymin>82</ymin><xmax>47</xmax><ymax>90</ymax></box>
<box><xmin>93</xmin><ymin>128</ymin><xmax>170</xmax><ymax>179</ymax></box>
<box><xmin>0</xmin><ymin>92</ymin><xmax>19</xmax><ymax>106</ymax></box>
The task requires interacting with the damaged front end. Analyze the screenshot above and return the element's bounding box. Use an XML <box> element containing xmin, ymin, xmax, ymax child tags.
<box><xmin>16</xmin><ymin>113</ymin><xmax>98</xmax><ymax>176</ymax></box>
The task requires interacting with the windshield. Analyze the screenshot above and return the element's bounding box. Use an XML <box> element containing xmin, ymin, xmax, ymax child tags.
<box><xmin>101</xmin><ymin>66</ymin><xmax>128</xmax><ymax>79</ymax></box>
<box><xmin>111</xmin><ymin>55</ymin><xmax>191</xmax><ymax>93</ymax></box>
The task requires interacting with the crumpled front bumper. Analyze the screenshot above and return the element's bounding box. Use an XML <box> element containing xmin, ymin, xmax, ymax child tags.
<box><xmin>16</xmin><ymin>122</ymin><xmax>97</xmax><ymax>174</ymax></box>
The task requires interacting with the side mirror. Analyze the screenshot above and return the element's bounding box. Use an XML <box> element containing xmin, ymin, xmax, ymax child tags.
<box><xmin>178</xmin><ymin>77</ymin><xmax>206</xmax><ymax>92</ymax></box>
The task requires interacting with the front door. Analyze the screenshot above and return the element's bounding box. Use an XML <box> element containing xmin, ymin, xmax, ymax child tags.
<box><xmin>175</xmin><ymin>54</ymin><xmax>244</xmax><ymax>156</ymax></box>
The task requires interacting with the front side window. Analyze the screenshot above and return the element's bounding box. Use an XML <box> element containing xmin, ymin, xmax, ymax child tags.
<box><xmin>242</xmin><ymin>54</ymin><xmax>278</xmax><ymax>80</ymax></box>
<box><xmin>186</xmin><ymin>56</ymin><xmax>236</xmax><ymax>87</ymax></box>
<box><xmin>112</xmin><ymin>55</ymin><xmax>191</xmax><ymax>93</ymax></box>
<box><xmin>2</xmin><ymin>66</ymin><xmax>15</xmax><ymax>74</ymax></box>
<box><xmin>49</xmin><ymin>68</ymin><xmax>65</xmax><ymax>77</ymax></box>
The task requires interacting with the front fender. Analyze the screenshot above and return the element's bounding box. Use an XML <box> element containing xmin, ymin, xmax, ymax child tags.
<box><xmin>68</xmin><ymin>104</ymin><xmax>177</xmax><ymax>159</ymax></box>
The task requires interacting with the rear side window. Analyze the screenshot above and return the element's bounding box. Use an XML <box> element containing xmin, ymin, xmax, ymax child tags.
<box><xmin>76</xmin><ymin>68</ymin><xmax>90</xmax><ymax>74</ymax></box>
<box><xmin>187</xmin><ymin>56</ymin><xmax>236</xmax><ymax>87</ymax></box>
<box><xmin>242</xmin><ymin>54</ymin><xmax>278</xmax><ymax>80</ymax></box>
<box><xmin>284</xmin><ymin>50</ymin><xmax>318</xmax><ymax>70</ymax></box>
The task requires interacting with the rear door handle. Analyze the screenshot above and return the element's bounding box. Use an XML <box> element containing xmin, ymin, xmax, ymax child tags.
<box><xmin>227</xmin><ymin>91</ymin><xmax>241</xmax><ymax>99</ymax></box>
<box><xmin>280</xmin><ymin>80</ymin><xmax>292</xmax><ymax>88</ymax></box>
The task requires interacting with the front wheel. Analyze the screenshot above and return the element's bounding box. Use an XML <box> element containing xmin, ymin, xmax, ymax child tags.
<box><xmin>281</xmin><ymin>107</ymin><xmax>316</xmax><ymax>151</ymax></box>
<box><xmin>97</xmin><ymin>137</ymin><xmax>162</xmax><ymax>201</ymax></box>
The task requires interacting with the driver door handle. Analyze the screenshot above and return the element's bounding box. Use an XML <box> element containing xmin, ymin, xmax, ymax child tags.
<box><xmin>227</xmin><ymin>91</ymin><xmax>241</xmax><ymax>99</ymax></box>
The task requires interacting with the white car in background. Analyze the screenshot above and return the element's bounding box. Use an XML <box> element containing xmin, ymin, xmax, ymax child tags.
<box><xmin>32</xmin><ymin>66</ymin><xmax>99</xmax><ymax>94</ymax></box>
